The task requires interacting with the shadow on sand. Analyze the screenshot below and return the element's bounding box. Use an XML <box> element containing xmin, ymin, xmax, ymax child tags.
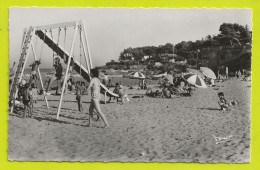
<box><xmin>197</xmin><ymin>107</ymin><xmax>221</xmax><ymax>111</ymax></box>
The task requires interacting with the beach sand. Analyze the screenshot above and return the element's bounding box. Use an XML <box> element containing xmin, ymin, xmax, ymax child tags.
<box><xmin>8</xmin><ymin>78</ymin><xmax>251</xmax><ymax>163</ymax></box>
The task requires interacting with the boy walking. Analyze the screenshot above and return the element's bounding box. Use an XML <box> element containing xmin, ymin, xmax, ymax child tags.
<box><xmin>75</xmin><ymin>82</ymin><xmax>83</xmax><ymax>112</ymax></box>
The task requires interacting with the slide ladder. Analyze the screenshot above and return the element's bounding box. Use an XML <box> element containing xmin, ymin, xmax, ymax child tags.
<box><xmin>9</xmin><ymin>27</ymin><xmax>35</xmax><ymax>112</ymax></box>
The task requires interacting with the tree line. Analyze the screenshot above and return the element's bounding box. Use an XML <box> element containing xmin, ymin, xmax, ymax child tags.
<box><xmin>116</xmin><ymin>23</ymin><xmax>251</xmax><ymax>65</ymax></box>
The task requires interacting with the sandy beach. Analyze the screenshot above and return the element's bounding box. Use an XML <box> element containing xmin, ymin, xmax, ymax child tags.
<box><xmin>8</xmin><ymin>78</ymin><xmax>251</xmax><ymax>163</ymax></box>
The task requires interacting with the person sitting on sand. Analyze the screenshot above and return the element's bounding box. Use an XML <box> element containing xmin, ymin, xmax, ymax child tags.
<box><xmin>181</xmin><ymin>84</ymin><xmax>195</xmax><ymax>97</ymax></box>
<box><xmin>218</xmin><ymin>92</ymin><xmax>231</xmax><ymax>111</ymax></box>
<box><xmin>108</xmin><ymin>83</ymin><xmax>120</xmax><ymax>102</ymax></box>
<box><xmin>168</xmin><ymin>84</ymin><xmax>179</xmax><ymax>95</ymax></box>
<box><xmin>158</xmin><ymin>76</ymin><xmax>165</xmax><ymax>87</ymax></box>
<box><xmin>208</xmin><ymin>78</ymin><xmax>215</xmax><ymax>87</ymax></box>
<box><xmin>145</xmin><ymin>88</ymin><xmax>153</xmax><ymax>96</ymax></box>
<box><xmin>154</xmin><ymin>90</ymin><xmax>162</xmax><ymax>98</ymax></box>
<box><xmin>107</xmin><ymin>79</ymin><xmax>114</xmax><ymax>87</ymax></box>
<box><xmin>161</xmin><ymin>87</ymin><xmax>171</xmax><ymax>98</ymax></box>
<box><xmin>86</xmin><ymin>68</ymin><xmax>109</xmax><ymax>127</ymax></box>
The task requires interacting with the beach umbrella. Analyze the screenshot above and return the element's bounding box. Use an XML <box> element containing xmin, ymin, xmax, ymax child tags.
<box><xmin>186</xmin><ymin>68</ymin><xmax>205</xmax><ymax>78</ymax></box>
<box><xmin>151</xmin><ymin>72</ymin><xmax>167</xmax><ymax>79</ymax></box>
<box><xmin>200</xmin><ymin>67</ymin><xmax>216</xmax><ymax>79</ymax></box>
<box><xmin>129</xmin><ymin>71</ymin><xmax>145</xmax><ymax>79</ymax></box>
<box><xmin>183</xmin><ymin>73</ymin><xmax>207</xmax><ymax>88</ymax></box>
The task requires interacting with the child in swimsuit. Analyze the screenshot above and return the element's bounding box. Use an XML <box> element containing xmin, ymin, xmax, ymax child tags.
<box><xmin>218</xmin><ymin>92</ymin><xmax>230</xmax><ymax>111</ymax></box>
<box><xmin>29</xmin><ymin>60</ymin><xmax>41</xmax><ymax>86</ymax></box>
<box><xmin>75</xmin><ymin>81</ymin><xmax>83</xmax><ymax>112</ymax></box>
<box><xmin>118</xmin><ymin>85</ymin><xmax>129</xmax><ymax>104</ymax></box>
<box><xmin>87</xmin><ymin>68</ymin><xmax>109</xmax><ymax>127</ymax></box>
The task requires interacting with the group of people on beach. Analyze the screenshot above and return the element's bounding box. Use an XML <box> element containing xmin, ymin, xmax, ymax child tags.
<box><xmin>12</xmin><ymin>55</ymin><xmax>248</xmax><ymax>127</ymax></box>
<box><xmin>146</xmin><ymin>71</ymin><xmax>195</xmax><ymax>98</ymax></box>
<box><xmin>13</xmin><ymin>56</ymin><xmax>110</xmax><ymax>127</ymax></box>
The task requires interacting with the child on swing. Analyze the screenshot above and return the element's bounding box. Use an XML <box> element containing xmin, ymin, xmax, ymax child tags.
<box><xmin>87</xmin><ymin>68</ymin><xmax>109</xmax><ymax>127</ymax></box>
<box><xmin>46</xmin><ymin>57</ymin><xmax>63</xmax><ymax>95</ymax></box>
<box><xmin>29</xmin><ymin>60</ymin><xmax>41</xmax><ymax>86</ymax></box>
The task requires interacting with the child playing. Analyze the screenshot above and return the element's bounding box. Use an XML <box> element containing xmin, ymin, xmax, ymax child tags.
<box><xmin>46</xmin><ymin>57</ymin><xmax>63</xmax><ymax>94</ymax></box>
<box><xmin>30</xmin><ymin>83</ymin><xmax>38</xmax><ymax>104</ymax></box>
<box><xmin>118</xmin><ymin>85</ymin><xmax>130</xmax><ymax>104</ymax></box>
<box><xmin>87</xmin><ymin>68</ymin><xmax>109</xmax><ymax>127</ymax></box>
<box><xmin>22</xmin><ymin>83</ymin><xmax>33</xmax><ymax>118</ymax></box>
<box><xmin>75</xmin><ymin>81</ymin><xmax>83</xmax><ymax>112</ymax></box>
<box><xmin>108</xmin><ymin>82</ymin><xmax>120</xmax><ymax>102</ymax></box>
<box><xmin>29</xmin><ymin>60</ymin><xmax>41</xmax><ymax>86</ymax></box>
<box><xmin>218</xmin><ymin>92</ymin><xmax>231</xmax><ymax>111</ymax></box>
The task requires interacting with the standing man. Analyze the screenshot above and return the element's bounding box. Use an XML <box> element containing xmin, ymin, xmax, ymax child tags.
<box><xmin>226</xmin><ymin>66</ymin><xmax>229</xmax><ymax>79</ymax></box>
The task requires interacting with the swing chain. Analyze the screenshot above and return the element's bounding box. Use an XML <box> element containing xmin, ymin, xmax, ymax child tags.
<box><xmin>79</xmin><ymin>25</ymin><xmax>83</xmax><ymax>76</ymax></box>
<box><xmin>57</xmin><ymin>27</ymin><xmax>61</xmax><ymax>46</ymax></box>
<box><xmin>49</xmin><ymin>28</ymin><xmax>55</xmax><ymax>66</ymax></box>
<box><xmin>39</xmin><ymin>29</ymin><xmax>47</xmax><ymax>62</ymax></box>
<box><xmin>63</xmin><ymin>27</ymin><xmax>67</xmax><ymax>63</ymax></box>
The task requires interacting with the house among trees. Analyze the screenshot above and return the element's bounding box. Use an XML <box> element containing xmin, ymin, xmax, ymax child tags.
<box><xmin>200</xmin><ymin>44</ymin><xmax>251</xmax><ymax>72</ymax></box>
<box><xmin>104</xmin><ymin>23</ymin><xmax>252</xmax><ymax>72</ymax></box>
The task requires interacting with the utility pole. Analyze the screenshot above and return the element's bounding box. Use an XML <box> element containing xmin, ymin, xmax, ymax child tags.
<box><xmin>172</xmin><ymin>43</ymin><xmax>174</xmax><ymax>54</ymax></box>
<box><xmin>196</xmin><ymin>49</ymin><xmax>200</xmax><ymax>70</ymax></box>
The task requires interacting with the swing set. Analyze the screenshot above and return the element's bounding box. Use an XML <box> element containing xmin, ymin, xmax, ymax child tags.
<box><xmin>10</xmin><ymin>20</ymin><xmax>119</xmax><ymax>119</ymax></box>
<box><xmin>9</xmin><ymin>20</ymin><xmax>96</xmax><ymax>119</ymax></box>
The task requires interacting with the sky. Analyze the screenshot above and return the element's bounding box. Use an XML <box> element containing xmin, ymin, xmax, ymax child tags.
<box><xmin>9</xmin><ymin>8</ymin><xmax>252</xmax><ymax>68</ymax></box>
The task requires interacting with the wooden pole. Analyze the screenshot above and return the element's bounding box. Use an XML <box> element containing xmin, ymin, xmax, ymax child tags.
<box><xmin>31</xmin><ymin>43</ymin><xmax>49</xmax><ymax>109</ymax></box>
<box><xmin>56</xmin><ymin>22</ymin><xmax>79</xmax><ymax>119</ymax></box>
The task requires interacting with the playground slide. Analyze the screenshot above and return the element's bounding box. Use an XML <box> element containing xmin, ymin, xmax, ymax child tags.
<box><xmin>36</xmin><ymin>30</ymin><xmax>119</xmax><ymax>98</ymax></box>
<box><xmin>100</xmin><ymin>83</ymin><xmax>119</xmax><ymax>97</ymax></box>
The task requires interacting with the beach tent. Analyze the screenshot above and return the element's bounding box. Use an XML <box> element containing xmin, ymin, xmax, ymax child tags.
<box><xmin>129</xmin><ymin>71</ymin><xmax>145</xmax><ymax>79</ymax></box>
<box><xmin>183</xmin><ymin>73</ymin><xmax>207</xmax><ymax>88</ymax></box>
<box><xmin>200</xmin><ymin>67</ymin><xmax>216</xmax><ymax>79</ymax></box>
<box><xmin>186</xmin><ymin>68</ymin><xmax>205</xmax><ymax>78</ymax></box>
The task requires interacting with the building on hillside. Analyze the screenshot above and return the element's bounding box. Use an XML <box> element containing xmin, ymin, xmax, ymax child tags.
<box><xmin>200</xmin><ymin>44</ymin><xmax>251</xmax><ymax>71</ymax></box>
<box><xmin>129</xmin><ymin>64</ymin><xmax>147</xmax><ymax>70</ymax></box>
